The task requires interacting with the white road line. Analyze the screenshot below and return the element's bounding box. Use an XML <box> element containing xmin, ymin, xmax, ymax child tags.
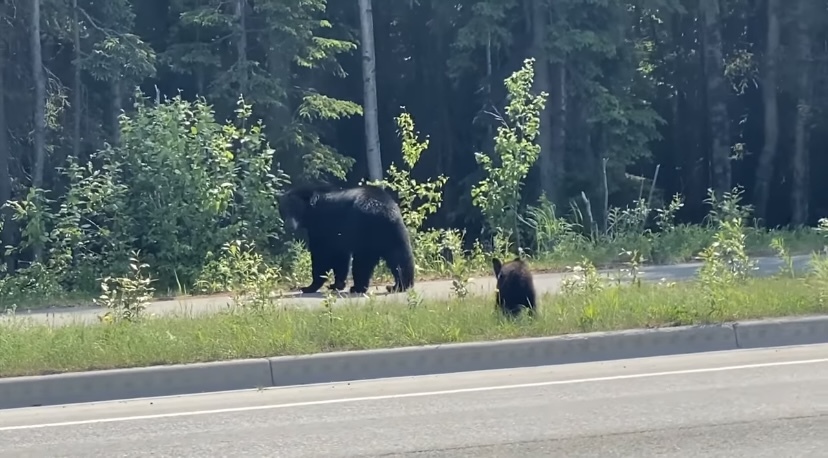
<box><xmin>2</xmin><ymin>357</ymin><xmax>827</xmax><ymax>432</ymax></box>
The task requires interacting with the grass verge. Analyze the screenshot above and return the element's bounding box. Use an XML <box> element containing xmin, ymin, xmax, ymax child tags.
<box><xmin>1</xmin><ymin>273</ymin><xmax>825</xmax><ymax>378</ymax></box>
<box><xmin>4</xmin><ymin>224</ymin><xmax>825</xmax><ymax>313</ymax></box>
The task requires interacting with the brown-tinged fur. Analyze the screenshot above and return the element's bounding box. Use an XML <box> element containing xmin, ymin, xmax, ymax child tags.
<box><xmin>492</xmin><ymin>257</ymin><xmax>537</xmax><ymax>317</ymax></box>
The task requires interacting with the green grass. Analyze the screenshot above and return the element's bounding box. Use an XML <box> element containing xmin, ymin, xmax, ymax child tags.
<box><xmin>1</xmin><ymin>274</ymin><xmax>825</xmax><ymax>379</ymax></box>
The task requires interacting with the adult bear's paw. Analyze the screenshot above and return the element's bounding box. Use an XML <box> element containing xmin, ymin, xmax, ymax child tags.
<box><xmin>385</xmin><ymin>283</ymin><xmax>406</xmax><ymax>293</ymax></box>
<box><xmin>328</xmin><ymin>282</ymin><xmax>346</xmax><ymax>292</ymax></box>
<box><xmin>349</xmin><ymin>285</ymin><xmax>369</xmax><ymax>294</ymax></box>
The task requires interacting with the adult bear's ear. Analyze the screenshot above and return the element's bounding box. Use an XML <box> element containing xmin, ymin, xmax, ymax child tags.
<box><xmin>309</xmin><ymin>192</ymin><xmax>321</xmax><ymax>206</ymax></box>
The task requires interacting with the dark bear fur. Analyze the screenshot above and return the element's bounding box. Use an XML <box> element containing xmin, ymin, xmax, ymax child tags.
<box><xmin>278</xmin><ymin>183</ymin><xmax>416</xmax><ymax>295</ymax></box>
<box><xmin>492</xmin><ymin>257</ymin><xmax>537</xmax><ymax>317</ymax></box>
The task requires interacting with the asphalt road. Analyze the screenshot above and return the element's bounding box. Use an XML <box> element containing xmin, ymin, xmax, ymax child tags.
<box><xmin>1</xmin><ymin>344</ymin><xmax>827</xmax><ymax>456</ymax></box>
<box><xmin>2</xmin><ymin>254</ymin><xmax>813</xmax><ymax>327</ymax></box>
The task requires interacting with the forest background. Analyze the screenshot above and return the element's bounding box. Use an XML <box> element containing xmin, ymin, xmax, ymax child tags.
<box><xmin>0</xmin><ymin>0</ymin><xmax>826</xmax><ymax>307</ymax></box>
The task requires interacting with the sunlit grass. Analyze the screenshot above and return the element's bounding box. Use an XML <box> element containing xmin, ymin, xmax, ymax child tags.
<box><xmin>1</xmin><ymin>275</ymin><xmax>823</xmax><ymax>378</ymax></box>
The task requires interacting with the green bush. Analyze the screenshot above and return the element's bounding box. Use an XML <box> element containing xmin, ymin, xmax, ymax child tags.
<box><xmin>7</xmin><ymin>93</ymin><xmax>289</xmax><ymax>295</ymax></box>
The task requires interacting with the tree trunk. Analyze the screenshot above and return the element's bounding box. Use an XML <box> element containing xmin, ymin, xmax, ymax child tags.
<box><xmin>752</xmin><ymin>0</ymin><xmax>779</xmax><ymax>223</ymax></box>
<box><xmin>29</xmin><ymin>0</ymin><xmax>46</xmax><ymax>262</ymax></box>
<box><xmin>30</xmin><ymin>0</ymin><xmax>46</xmax><ymax>190</ymax></box>
<box><xmin>0</xmin><ymin>38</ymin><xmax>16</xmax><ymax>272</ymax></box>
<box><xmin>110</xmin><ymin>80</ymin><xmax>122</xmax><ymax>146</ymax></box>
<box><xmin>699</xmin><ymin>0</ymin><xmax>731</xmax><ymax>195</ymax></box>
<box><xmin>790</xmin><ymin>0</ymin><xmax>812</xmax><ymax>226</ymax></box>
<box><xmin>531</xmin><ymin>0</ymin><xmax>555</xmax><ymax>204</ymax></box>
<box><xmin>550</xmin><ymin>61</ymin><xmax>566</xmax><ymax>205</ymax></box>
<box><xmin>235</xmin><ymin>0</ymin><xmax>247</xmax><ymax>96</ymax></box>
<box><xmin>266</xmin><ymin>33</ymin><xmax>292</xmax><ymax>175</ymax></box>
<box><xmin>483</xmin><ymin>31</ymin><xmax>493</xmax><ymax>160</ymax></box>
<box><xmin>72</xmin><ymin>0</ymin><xmax>82</xmax><ymax>159</ymax></box>
<box><xmin>357</xmin><ymin>0</ymin><xmax>383</xmax><ymax>181</ymax></box>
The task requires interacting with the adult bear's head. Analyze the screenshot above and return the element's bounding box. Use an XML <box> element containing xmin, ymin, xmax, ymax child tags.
<box><xmin>277</xmin><ymin>183</ymin><xmax>340</xmax><ymax>232</ymax></box>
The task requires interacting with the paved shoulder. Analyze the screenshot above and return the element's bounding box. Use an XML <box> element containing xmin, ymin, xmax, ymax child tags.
<box><xmin>2</xmin><ymin>344</ymin><xmax>827</xmax><ymax>456</ymax></box>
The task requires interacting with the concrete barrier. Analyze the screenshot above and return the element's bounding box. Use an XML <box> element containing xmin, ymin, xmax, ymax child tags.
<box><xmin>734</xmin><ymin>315</ymin><xmax>828</xmax><ymax>349</ymax></box>
<box><xmin>267</xmin><ymin>324</ymin><xmax>737</xmax><ymax>386</ymax></box>
<box><xmin>0</xmin><ymin>358</ymin><xmax>273</xmax><ymax>410</ymax></box>
<box><xmin>2</xmin><ymin>314</ymin><xmax>828</xmax><ymax>410</ymax></box>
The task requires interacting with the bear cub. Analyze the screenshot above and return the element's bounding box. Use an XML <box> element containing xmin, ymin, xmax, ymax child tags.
<box><xmin>492</xmin><ymin>257</ymin><xmax>537</xmax><ymax>317</ymax></box>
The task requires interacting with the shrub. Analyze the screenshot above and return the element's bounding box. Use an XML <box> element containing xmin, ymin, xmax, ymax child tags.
<box><xmin>8</xmin><ymin>93</ymin><xmax>290</xmax><ymax>294</ymax></box>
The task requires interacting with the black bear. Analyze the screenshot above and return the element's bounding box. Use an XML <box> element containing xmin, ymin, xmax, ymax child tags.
<box><xmin>278</xmin><ymin>183</ymin><xmax>416</xmax><ymax>295</ymax></box>
<box><xmin>492</xmin><ymin>257</ymin><xmax>537</xmax><ymax>317</ymax></box>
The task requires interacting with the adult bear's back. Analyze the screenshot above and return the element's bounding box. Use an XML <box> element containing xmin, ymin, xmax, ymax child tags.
<box><xmin>308</xmin><ymin>185</ymin><xmax>406</xmax><ymax>242</ymax></box>
<box><xmin>327</xmin><ymin>186</ymin><xmax>404</xmax><ymax>219</ymax></box>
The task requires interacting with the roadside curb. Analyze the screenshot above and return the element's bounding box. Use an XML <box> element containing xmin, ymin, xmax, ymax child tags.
<box><xmin>2</xmin><ymin>314</ymin><xmax>827</xmax><ymax>410</ymax></box>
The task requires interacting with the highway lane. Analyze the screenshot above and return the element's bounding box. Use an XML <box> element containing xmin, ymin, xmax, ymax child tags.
<box><xmin>1</xmin><ymin>343</ymin><xmax>827</xmax><ymax>456</ymax></box>
<box><xmin>1</xmin><ymin>253</ymin><xmax>813</xmax><ymax>327</ymax></box>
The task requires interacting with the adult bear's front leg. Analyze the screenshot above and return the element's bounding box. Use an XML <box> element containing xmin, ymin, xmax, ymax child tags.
<box><xmin>350</xmin><ymin>251</ymin><xmax>380</xmax><ymax>294</ymax></box>
<box><xmin>301</xmin><ymin>249</ymin><xmax>330</xmax><ymax>294</ymax></box>
<box><xmin>326</xmin><ymin>251</ymin><xmax>351</xmax><ymax>291</ymax></box>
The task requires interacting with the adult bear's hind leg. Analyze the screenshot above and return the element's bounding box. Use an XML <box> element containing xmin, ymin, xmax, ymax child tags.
<box><xmin>384</xmin><ymin>246</ymin><xmax>415</xmax><ymax>293</ymax></box>
<box><xmin>350</xmin><ymin>251</ymin><xmax>380</xmax><ymax>294</ymax></box>
<box><xmin>385</xmin><ymin>258</ymin><xmax>405</xmax><ymax>293</ymax></box>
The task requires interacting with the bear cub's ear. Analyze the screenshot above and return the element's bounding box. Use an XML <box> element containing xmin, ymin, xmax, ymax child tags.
<box><xmin>492</xmin><ymin>257</ymin><xmax>503</xmax><ymax>277</ymax></box>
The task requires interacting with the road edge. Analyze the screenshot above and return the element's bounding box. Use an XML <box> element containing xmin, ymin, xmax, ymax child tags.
<box><xmin>2</xmin><ymin>313</ymin><xmax>827</xmax><ymax>410</ymax></box>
